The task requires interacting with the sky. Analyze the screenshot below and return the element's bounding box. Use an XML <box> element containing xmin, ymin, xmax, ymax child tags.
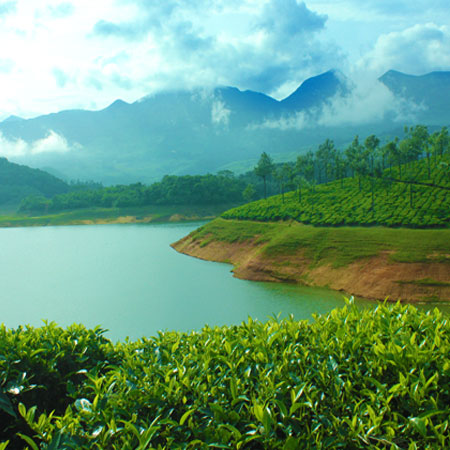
<box><xmin>1</xmin><ymin>0</ymin><xmax>450</xmax><ymax>121</ymax></box>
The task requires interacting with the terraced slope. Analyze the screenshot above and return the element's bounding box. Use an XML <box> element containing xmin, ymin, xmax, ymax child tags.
<box><xmin>222</xmin><ymin>156</ymin><xmax>450</xmax><ymax>228</ymax></box>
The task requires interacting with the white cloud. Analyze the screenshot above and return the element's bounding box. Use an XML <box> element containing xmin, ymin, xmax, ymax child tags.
<box><xmin>316</xmin><ymin>79</ymin><xmax>422</xmax><ymax>126</ymax></box>
<box><xmin>359</xmin><ymin>23</ymin><xmax>450</xmax><ymax>75</ymax></box>
<box><xmin>0</xmin><ymin>0</ymin><xmax>342</xmax><ymax>119</ymax></box>
<box><xmin>211</xmin><ymin>99</ymin><xmax>231</xmax><ymax>126</ymax></box>
<box><xmin>0</xmin><ymin>0</ymin><xmax>449</xmax><ymax>121</ymax></box>
<box><xmin>0</xmin><ymin>131</ymin><xmax>73</xmax><ymax>157</ymax></box>
<box><xmin>254</xmin><ymin>76</ymin><xmax>423</xmax><ymax>130</ymax></box>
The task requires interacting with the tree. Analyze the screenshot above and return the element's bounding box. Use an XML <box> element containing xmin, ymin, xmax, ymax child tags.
<box><xmin>274</xmin><ymin>164</ymin><xmax>293</xmax><ymax>204</ymax></box>
<box><xmin>242</xmin><ymin>184</ymin><xmax>256</xmax><ymax>203</ymax></box>
<box><xmin>345</xmin><ymin>136</ymin><xmax>367</xmax><ymax>191</ymax></box>
<box><xmin>254</xmin><ymin>152</ymin><xmax>274</xmax><ymax>199</ymax></box>
<box><xmin>364</xmin><ymin>134</ymin><xmax>380</xmax><ymax>175</ymax></box>
<box><xmin>384</xmin><ymin>138</ymin><xmax>400</xmax><ymax>175</ymax></box>
<box><xmin>431</xmin><ymin>127</ymin><xmax>450</xmax><ymax>162</ymax></box>
<box><xmin>316</xmin><ymin>139</ymin><xmax>336</xmax><ymax>183</ymax></box>
<box><xmin>296</xmin><ymin>151</ymin><xmax>315</xmax><ymax>183</ymax></box>
<box><xmin>334</xmin><ymin>152</ymin><xmax>346</xmax><ymax>188</ymax></box>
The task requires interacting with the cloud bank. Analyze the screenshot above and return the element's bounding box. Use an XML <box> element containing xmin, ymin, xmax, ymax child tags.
<box><xmin>0</xmin><ymin>131</ymin><xmax>74</xmax><ymax>158</ymax></box>
<box><xmin>359</xmin><ymin>23</ymin><xmax>450</xmax><ymax>75</ymax></box>
<box><xmin>0</xmin><ymin>0</ymin><xmax>450</xmax><ymax>120</ymax></box>
<box><xmin>257</xmin><ymin>77</ymin><xmax>423</xmax><ymax>131</ymax></box>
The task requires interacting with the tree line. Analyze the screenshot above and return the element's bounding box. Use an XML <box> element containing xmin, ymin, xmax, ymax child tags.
<box><xmin>19</xmin><ymin>173</ymin><xmax>250</xmax><ymax>213</ymax></box>
<box><xmin>18</xmin><ymin>125</ymin><xmax>449</xmax><ymax>213</ymax></box>
<box><xmin>254</xmin><ymin>125</ymin><xmax>450</xmax><ymax>207</ymax></box>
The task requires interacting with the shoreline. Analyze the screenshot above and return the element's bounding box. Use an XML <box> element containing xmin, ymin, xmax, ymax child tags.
<box><xmin>0</xmin><ymin>205</ymin><xmax>231</xmax><ymax>228</ymax></box>
<box><xmin>172</xmin><ymin>219</ymin><xmax>450</xmax><ymax>303</ymax></box>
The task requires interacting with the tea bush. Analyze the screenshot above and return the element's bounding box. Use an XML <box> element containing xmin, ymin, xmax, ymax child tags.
<box><xmin>222</xmin><ymin>156</ymin><xmax>450</xmax><ymax>228</ymax></box>
<box><xmin>1</xmin><ymin>303</ymin><xmax>449</xmax><ymax>449</ymax></box>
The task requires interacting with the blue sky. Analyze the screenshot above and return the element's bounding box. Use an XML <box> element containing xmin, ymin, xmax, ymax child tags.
<box><xmin>0</xmin><ymin>0</ymin><xmax>449</xmax><ymax>120</ymax></box>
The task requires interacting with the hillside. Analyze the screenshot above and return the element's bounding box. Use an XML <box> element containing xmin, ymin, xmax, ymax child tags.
<box><xmin>222</xmin><ymin>155</ymin><xmax>450</xmax><ymax>228</ymax></box>
<box><xmin>1</xmin><ymin>303</ymin><xmax>449</xmax><ymax>448</ymax></box>
<box><xmin>173</xmin><ymin>152</ymin><xmax>450</xmax><ymax>302</ymax></box>
<box><xmin>1</xmin><ymin>69</ymin><xmax>449</xmax><ymax>184</ymax></box>
<box><xmin>0</xmin><ymin>157</ymin><xmax>69</xmax><ymax>210</ymax></box>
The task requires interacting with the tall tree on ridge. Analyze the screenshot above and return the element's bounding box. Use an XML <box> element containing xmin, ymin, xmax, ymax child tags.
<box><xmin>316</xmin><ymin>139</ymin><xmax>336</xmax><ymax>183</ymax></box>
<box><xmin>254</xmin><ymin>152</ymin><xmax>274</xmax><ymax>200</ymax></box>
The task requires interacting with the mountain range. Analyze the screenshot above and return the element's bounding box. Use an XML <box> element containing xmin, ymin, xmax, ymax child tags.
<box><xmin>1</xmin><ymin>70</ymin><xmax>449</xmax><ymax>184</ymax></box>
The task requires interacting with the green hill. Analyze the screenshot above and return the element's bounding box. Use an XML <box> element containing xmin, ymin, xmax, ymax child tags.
<box><xmin>222</xmin><ymin>155</ymin><xmax>450</xmax><ymax>228</ymax></box>
<box><xmin>0</xmin><ymin>157</ymin><xmax>69</xmax><ymax>210</ymax></box>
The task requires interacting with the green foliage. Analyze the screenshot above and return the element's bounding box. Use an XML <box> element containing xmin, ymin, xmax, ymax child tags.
<box><xmin>1</xmin><ymin>303</ymin><xmax>450</xmax><ymax>448</ymax></box>
<box><xmin>0</xmin><ymin>322</ymin><xmax>117</xmax><ymax>447</ymax></box>
<box><xmin>0</xmin><ymin>204</ymin><xmax>229</xmax><ymax>228</ymax></box>
<box><xmin>189</xmin><ymin>218</ymin><xmax>450</xmax><ymax>267</ymax></box>
<box><xmin>222</xmin><ymin>155</ymin><xmax>450</xmax><ymax>228</ymax></box>
<box><xmin>0</xmin><ymin>157</ymin><xmax>69</xmax><ymax>207</ymax></box>
<box><xmin>19</xmin><ymin>174</ymin><xmax>247</xmax><ymax>214</ymax></box>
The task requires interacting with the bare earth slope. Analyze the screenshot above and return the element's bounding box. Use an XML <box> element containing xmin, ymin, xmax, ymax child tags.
<box><xmin>172</xmin><ymin>219</ymin><xmax>450</xmax><ymax>302</ymax></box>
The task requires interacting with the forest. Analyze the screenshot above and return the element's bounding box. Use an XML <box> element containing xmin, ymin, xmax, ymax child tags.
<box><xmin>17</xmin><ymin>125</ymin><xmax>450</xmax><ymax>219</ymax></box>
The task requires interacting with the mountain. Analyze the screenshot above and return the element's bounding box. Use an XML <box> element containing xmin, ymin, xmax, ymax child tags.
<box><xmin>280</xmin><ymin>70</ymin><xmax>347</xmax><ymax>111</ymax></box>
<box><xmin>0</xmin><ymin>157</ymin><xmax>69</xmax><ymax>208</ymax></box>
<box><xmin>0</xmin><ymin>70</ymin><xmax>448</xmax><ymax>184</ymax></box>
<box><xmin>379</xmin><ymin>70</ymin><xmax>450</xmax><ymax>124</ymax></box>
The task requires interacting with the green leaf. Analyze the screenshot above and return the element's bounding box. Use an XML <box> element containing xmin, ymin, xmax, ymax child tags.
<box><xmin>17</xmin><ymin>434</ymin><xmax>39</xmax><ymax>450</ymax></box>
<box><xmin>179</xmin><ymin>409</ymin><xmax>195</xmax><ymax>426</ymax></box>
<box><xmin>0</xmin><ymin>392</ymin><xmax>16</xmax><ymax>418</ymax></box>
<box><xmin>409</xmin><ymin>417</ymin><xmax>427</xmax><ymax>437</ymax></box>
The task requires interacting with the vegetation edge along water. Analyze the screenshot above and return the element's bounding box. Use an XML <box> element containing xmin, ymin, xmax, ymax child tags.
<box><xmin>172</xmin><ymin>151</ymin><xmax>450</xmax><ymax>303</ymax></box>
<box><xmin>173</xmin><ymin>218</ymin><xmax>450</xmax><ymax>303</ymax></box>
<box><xmin>1</xmin><ymin>302</ymin><xmax>449</xmax><ymax>449</ymax></box>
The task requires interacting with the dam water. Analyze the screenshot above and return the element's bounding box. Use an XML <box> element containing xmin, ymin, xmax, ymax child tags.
<box><xmin>0</xmin><ymin>222</ymin><xmax>444</xmax><ymax>341</ymax></box>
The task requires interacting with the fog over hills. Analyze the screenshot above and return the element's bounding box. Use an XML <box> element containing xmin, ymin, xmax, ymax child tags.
<box><xmin>0</xmin><ymin>70</ymin><xmax>449</xmax><ymax>184</ymax></box>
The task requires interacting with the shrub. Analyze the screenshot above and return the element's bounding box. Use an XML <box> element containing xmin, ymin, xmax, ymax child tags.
<box><xmin>1</xmin><ymin>302</ymin><xmax>449</xmax><ymax>448</ymax></box>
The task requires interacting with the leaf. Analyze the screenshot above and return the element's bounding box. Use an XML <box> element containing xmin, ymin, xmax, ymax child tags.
<box><xmin>0</xmin><ymin>392</ymin><xmax>16</xmax><ymax>418</ymax></box>
<box><xmin>74</xmin><ymin>398</ymin><xmax>92</xmax><ymax>413</ymax></box>
<box><xmin>17</xmin><ymin>434</ymin><xmax>39</xmax><ymax>450</ymax></box>
<box><xmin>46</xmin><ymin>430</ymin><xmax>64</xmax><ymax>450</ymax></box>
<box><xmin>179</xmin><ymin>409</ymin><xmax>195</xmax><ymax>426</ymax></box>
<box><xmin>283</xmin><ymin>437</ymin><xmax>299</xmax><ymax>450</ymax></box>
<box><xmin>409</xmin><ymin>417</ymin><xmax>427</xmax><ymax>437</ymax></box>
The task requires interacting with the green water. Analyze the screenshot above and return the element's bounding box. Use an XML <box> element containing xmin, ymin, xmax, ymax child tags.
<box><xmin>0</xmin><ymin>222</ymin><xmax>446</xmax><ymax>341</ymax></box>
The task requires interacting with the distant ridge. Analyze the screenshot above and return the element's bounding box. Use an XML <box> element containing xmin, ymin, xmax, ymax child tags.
<box><xmin>1</xmin><ymin>115</ymin><xmax>24</xmax><ymax>124</ymax></box>
<box><xmin>0</xmin><ymin>69</ymin><xmax>448</xmax><ymax>184</ymax></box>
<box><xmin>379</xmin><ymin>70</ymin><xmax>450</xmax><ymax>123</ymax></box>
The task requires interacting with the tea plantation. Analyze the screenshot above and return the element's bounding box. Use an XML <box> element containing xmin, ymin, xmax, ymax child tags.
<box><xmin>222</xmin><ymin>156</ymin><xmax>450</xmax><ymax>228</ymax></box>
<box><xmin>1</xmin><ymin>303</ymin><xmax>449</xmax><ymax>449</ymax></box>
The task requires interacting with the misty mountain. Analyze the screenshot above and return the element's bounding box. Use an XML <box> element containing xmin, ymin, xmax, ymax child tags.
<box><xmin>0</xmin><ymin>69</ymin><xmax>448</xmax><ymax>184</ymax></box>
<box><xmin>280</xmin><ymin>70</ymin><xmax>348</xmax><ymax>111</ymax></box>
<box><xmin>379</xmin><ymin>70</ymin><xmax>450</xmax><ymax>124</ymax></box>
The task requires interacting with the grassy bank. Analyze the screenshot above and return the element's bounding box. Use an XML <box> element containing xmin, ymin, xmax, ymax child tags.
<box><xmin>1</xmin><ymin>303</ymin><xmax>449</xmax><ymax>449</ymax></box>
<box><xmin>174</xmin><ymin>218</ymin><xmax>450</xmax><ymax>301</ymax></box>
<box><xmin>188</xmin><ymin>218</ymin><xmax>450</xmax><ymax>266</ymax></box>
<box><xmin>0</xmin><ymin>204</ymin><xmax>233</xmax><ymax>228</ymax></box>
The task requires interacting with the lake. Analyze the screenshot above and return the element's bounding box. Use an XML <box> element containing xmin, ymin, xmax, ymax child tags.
<box><xmin>0</xmin><ymin>222</ymin><xmax>446</xmax><ymax>341</ymax></box>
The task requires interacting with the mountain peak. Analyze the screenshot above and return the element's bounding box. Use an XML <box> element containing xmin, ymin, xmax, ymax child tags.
<box><xmin>106</xmin><ymin>99</ymin><xmax>129</xmax><ymax>110</ymax></box>
<box><xmin>280</xmin><ymin>69</ymin><xmax>347</xmax><ymax>110</ymax></box>
<box><xmin>2</xmin><ymin>115</ymin><xmax>24</xmax><ymax>124</ymax></box>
